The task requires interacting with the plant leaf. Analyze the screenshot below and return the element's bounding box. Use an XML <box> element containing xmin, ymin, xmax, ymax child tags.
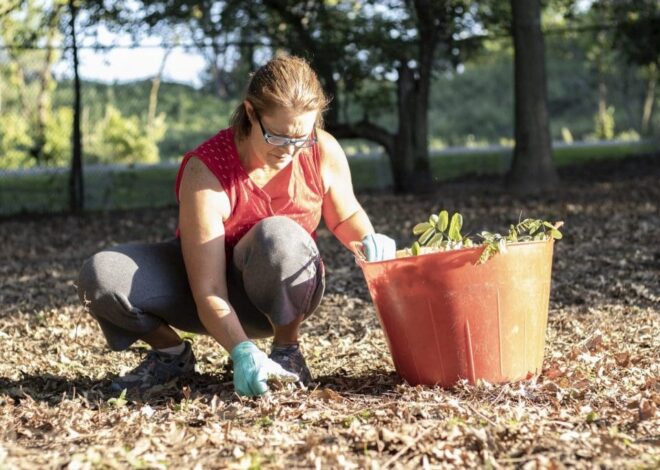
<box><xmin>448</xmin><ymin>213</ymin><xmax>463</xmax><ymax>241</ymax></box>
<box><xmin>419</xmin><ymin>227</ymin><xmax>436</xmax><ymax>245</ymax></box>
<box><xmin>411</xmin><ymin>241</ymin><xmax>420</xmax><ymax>256</ymax></box>
<box><xmin>438</xmin><ymin>210</ymin><xmax>449</xmax><ymax>231</ymax></box>
<box><xmin>550</xmin><ymin>228</ymin><xmax>563</xmax><ymax>239</ymax></box>
<box><xmin>478</xmin><ymin>245</ymin><xmax>494</xmax><ymax>264</ymax></box>
<box><xmin>428</xmin><ymin>232</ymin><xmax>443</xmax><ymax>247</ymax></box>
<box><xmin>508</xmin><ymin>225</ymin><xmax>517</xmax><ymax>242</ymax></box>
<box><xmin>528</xmin><ymin>220</ymin><xmax>542</xmax><ymax>235</ymax></box>
<box><xmin>413</xmin><ymin>222</ymin><xmax>432</xmax><ymax>235</ymax></box>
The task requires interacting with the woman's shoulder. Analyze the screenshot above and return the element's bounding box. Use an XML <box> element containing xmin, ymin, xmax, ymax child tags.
<box><xmin>316</xmin><ymin>128</ymin><xmax>346</xmax><ymax>166</ymax></box>
<box><xmin>191</xmin><ymin>127</ymin><xmax>235</xmax><ymax>156</ymax></box>
<box><xmin>183</xmin><ymin>127</ymin><xmax>240</xmax><ymax>185</ymax></box>
<box><xmin>314</xmin><ymin>128</ymin><xmax>352</xmax><ymax>194</ymax></box>
<box><xmin>178</xmin><ymin>156</ymin><xmax>232</xmax><ymax>219</ymax></box>
<box><xmin>179</xmin><ymin>156</ymin><xmax>226</xmax><ymax>196</ymax></box>
<box><xmin>178</xmin><ymin>128</ymin><xmax>236</xmax><ymax>199</ymax></box>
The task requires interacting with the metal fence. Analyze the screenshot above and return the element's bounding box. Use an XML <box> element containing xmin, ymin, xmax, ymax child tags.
<box><xmin>1</xmin><ymin>27</ymin><xmax>658</xmax><ymax>217</ymax></box>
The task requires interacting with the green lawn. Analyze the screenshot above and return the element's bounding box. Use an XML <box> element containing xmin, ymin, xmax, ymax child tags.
<box><xmin>352</xmin><ymin>140</ymin><xmax>658</xmax><ymax>188</ymax></box>
<box><xmin>0</xmin><ymin>167</ymin><xmax>176</xmax><ymax>216</ymax></box>
<box><xmin>0</xmin><ymin>140</ymin><xmax>656</xmax><ymax>216</ymax></box>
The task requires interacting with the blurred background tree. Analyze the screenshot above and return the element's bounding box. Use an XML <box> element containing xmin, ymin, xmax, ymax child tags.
<box><xmin>0</xmin><ymin>0</ymin><xmax>67</xmax><ymax>167</ymax></box>
<box><xmin>0</xmin><ymin>0</ymin><xmax>657</xmax><ymax>192</ymax></box>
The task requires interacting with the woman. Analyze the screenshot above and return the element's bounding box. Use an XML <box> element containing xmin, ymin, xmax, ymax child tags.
<box><xmin>77</xmin><ymin>55</ymin><xmax>396</xmax><ymax>397</ymax></box>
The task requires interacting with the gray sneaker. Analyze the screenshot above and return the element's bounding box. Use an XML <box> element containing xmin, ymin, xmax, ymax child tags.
<box><xmin>110</xmin><ymin>341</ymin><xmax>196</xmax><ymax>392</ymax></box>
<box><xmin>269</xmin><ymin>343</ymin><xmax>313</xmax><ymax>386</ymax></box>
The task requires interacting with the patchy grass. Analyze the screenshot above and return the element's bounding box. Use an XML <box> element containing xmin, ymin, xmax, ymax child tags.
<box><xmin>0</xmin><ymin>156</ymin><xmax>658</xmax><ymax>469</ymax></box>
<box><xmin>1</xmin><ymin>140</ymin><xmax>656</xmax><ymax>215</ymax></box>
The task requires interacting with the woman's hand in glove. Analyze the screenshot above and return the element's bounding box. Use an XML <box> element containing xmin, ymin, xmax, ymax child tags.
<box><xmin>361</xmin><ymin>233</ymin><xmax>396</xmax><ymax>261</ymax></box>
<box><xmin>230</xmin><ymin>341</ymin><xmax>299</xmax><ymax>396</ymax></box>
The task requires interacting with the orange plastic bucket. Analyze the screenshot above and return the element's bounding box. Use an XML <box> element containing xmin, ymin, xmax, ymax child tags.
<box><xmin>354</xmin><ymin>240</ymin><xmax>555</xmax><ymax>387</ymax></box>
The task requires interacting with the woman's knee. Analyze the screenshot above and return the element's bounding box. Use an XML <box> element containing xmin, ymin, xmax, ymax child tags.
<box><xmin>236</xmin><ymin>216</ymin><xmax>319</xmax><ymax>269</ymax></box>
<box><xmin>78</xmin><ymin>254</ymin><xmax>101</xmax><ymax>307</ymax></box>
<box><xmin>77</xmin><ymin>250</ymin><xmax>136</xmax><ymax>321</ymax></box>
<box><xmin>233</xmin><ymin>217</ymin><xmax>325</xmax><ymax>323</ymax></box>
<box><xmin>79</xmin><ymin>251</ymin><xmax>117</xmax><ymax>303</ymax></box>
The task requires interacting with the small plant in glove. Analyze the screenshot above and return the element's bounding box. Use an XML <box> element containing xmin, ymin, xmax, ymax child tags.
<box><xmin>398</xmin><ymin>210</ymin><xmax>563</xmax><ymax>264</ymax></box>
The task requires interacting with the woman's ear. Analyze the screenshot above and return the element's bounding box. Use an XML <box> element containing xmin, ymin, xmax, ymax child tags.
<box><xmin>243</xmin><ymin>100</ymin><xmax>255</xmax><ymax>123</ymax></box>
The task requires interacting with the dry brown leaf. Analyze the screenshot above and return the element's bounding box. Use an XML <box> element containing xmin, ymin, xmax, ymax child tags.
<box><xmin>585</xmin><ymin>332</ymin><xmax>605</xmax><ymax>352</ymax></box>
<box><xmin>639</xmin><ymin>398</ymin><xmax>657</xmax><ymax>421</ymax></box>
<box><xmin>613</xmin><ymin>352</ymin><xmax>631</xmax><ymax>367</ymax></box>
<box><xmin>310</xmin><ymin>388</ymin><xmax>344</xmax><ymax>403</ymax></box>
<box><xmin>1</xmin><ymin>156</ymin><xmax>659</xmax><ymax>469</ymax></box>
<box><xmin>543</xmin><ymin>363</ymin><xmax>564</xmax><ymax>380</ymax></box>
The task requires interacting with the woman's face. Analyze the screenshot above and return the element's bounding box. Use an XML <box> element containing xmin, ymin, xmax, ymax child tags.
<box><xmin>245</xmin><ymin>102</ymin><xmax>318</xmax><ymax>171</ymax></box>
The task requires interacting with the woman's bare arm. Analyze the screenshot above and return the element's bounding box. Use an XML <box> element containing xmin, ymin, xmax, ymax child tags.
<box><xmin>318</xmin><ymin>129</ymin><xmax>375</xmax><ymax>250</ymax></box>
<box><xmin>178</xmin><ymin>156</ymin><xmax>248</xmax><ymax>352</ymax></box>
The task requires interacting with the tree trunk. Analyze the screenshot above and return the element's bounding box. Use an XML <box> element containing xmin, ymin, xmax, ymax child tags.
<box><xmin>261</xmin><ymin>0</ymin><xmax>435</xmax><ymax>193</ymax></box>
<box><xmin>641</xmin><ymin>62</ymin><xmax>657</xmax><ymax>136</ymax></box>
<box><xmin>34</xmin><ymin>44</ymin><xmax>55</xmax><ymax>164</ymax></box>
<box><xmin>596</xmin><ymin>79</ymin><xmax>612</xmax><ymax>139</ymax></box>
<box><xmin>329</xmin><ymin>63</ymin><xmax>432</xmax><ymax>195</ymax></box>
<box><xmin>410</xmin><ymin>17</ymin><xmax>436</xmax><ymax>193</ymax></box>
<box><xmin>148</xmin><ymin>47</ymin><xmax>172</xmax><ymax>128</ymax></box>
<box><xmin>506</xmin><ymin>0</ymin><xmax>558</xmax><ymax>194</ymax></box>
<box><xmin>393</xmin><ymin>63</ymin><xmax>418</xmax><ymax>193</ymax></box>
<box><xmin>69</xmin><ymin>0</ymin><xmax>84</xmax><ymax>214</ymax></box>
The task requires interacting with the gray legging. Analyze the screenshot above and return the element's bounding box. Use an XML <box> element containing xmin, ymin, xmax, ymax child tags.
<box><xmin>77</xmin><ymin>216</ymin><xmax>325</xmax><ymax>351</ymax></box>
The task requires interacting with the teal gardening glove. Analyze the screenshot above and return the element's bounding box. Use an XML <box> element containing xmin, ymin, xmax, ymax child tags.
<box><xmin>230</xmin><ymin>341</ymin><xmax>299</xmax><ymax>396</ymax></box>
<box><xmin>361</xmin><ymin>233</ymin><xmax>396</xmax><ymax>262</ymax></box>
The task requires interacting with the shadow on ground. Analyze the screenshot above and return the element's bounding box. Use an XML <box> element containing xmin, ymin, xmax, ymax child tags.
<box><xmin>0</xmin><ymin>369</ymin><xmax>403</xmax><ymax>406</ymax></box>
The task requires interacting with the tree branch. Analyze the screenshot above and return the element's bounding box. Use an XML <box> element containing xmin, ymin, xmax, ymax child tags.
<box><xmin>327</xmin><ymin>121</ymin><xmax>394</xmax><ymax>154</ymax></box>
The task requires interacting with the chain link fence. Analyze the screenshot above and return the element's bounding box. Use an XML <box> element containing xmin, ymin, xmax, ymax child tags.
<box><xmin>0</xmin><ymin>29</ymin><xmax>657</xmax><ymax>217</ymax></box>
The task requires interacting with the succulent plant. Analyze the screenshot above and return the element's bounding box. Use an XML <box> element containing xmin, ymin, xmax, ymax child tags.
<box><xmin>406</xmin><ymin>211</ymin><xmax>563</xmax><ymax>264</ymax></box>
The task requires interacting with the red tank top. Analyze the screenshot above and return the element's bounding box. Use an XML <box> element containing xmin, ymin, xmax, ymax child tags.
<box><xmin>175</xmin><ymin>128</ymin><xmax>325</xmax><ymax>253</ymax></box>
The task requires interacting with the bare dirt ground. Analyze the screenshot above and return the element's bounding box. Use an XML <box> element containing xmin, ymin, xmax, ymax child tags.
<box><xmin>1</xmin><ymin>156</ymin><xmax>658</xmax><ymax>469</ymax></box>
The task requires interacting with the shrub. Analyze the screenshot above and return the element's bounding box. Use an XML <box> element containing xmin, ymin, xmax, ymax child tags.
<box><xmin>88</xmin><ymin>105</ymin><xmax>166</xmax><ymax>165</ymax></box>
<box><xmin>0</xmin><ymin>112</ymin><xmax>34</xmax><ymax>169</ymax></box>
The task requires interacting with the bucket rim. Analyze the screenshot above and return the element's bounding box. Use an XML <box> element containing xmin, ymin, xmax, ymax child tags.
<box><xmin>352</xmin><ymin>238</ymin><xmax>554</xmax><ymax>267</ymax></box>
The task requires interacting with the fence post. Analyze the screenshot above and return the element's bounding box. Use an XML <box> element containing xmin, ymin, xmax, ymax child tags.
<box><xmin>68</xmin><ymin>0</ymin><xmax>84</xmax><ymax>213</ymax></box>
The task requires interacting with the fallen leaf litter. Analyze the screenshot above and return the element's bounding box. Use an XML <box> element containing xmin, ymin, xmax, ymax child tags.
<box><xmin>0</xmin><ymin>156</ymin><xmax>658</xmax><ymax>469</ymax></box>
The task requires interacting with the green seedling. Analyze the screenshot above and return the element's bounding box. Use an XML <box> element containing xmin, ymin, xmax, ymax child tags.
<box><xmin>411</xmin><ymin>210</ymin><xmax>474</xmax><ymax>255</ymax></box>
<box><xmin>407</xmin><ymin>210</ymin><xmax>563</xmax><ymax>264</ymax></box>
<box><xmin>107</xmin><ymin>388</ymin><xmax>128</xmax><ymax>408</ymax></box>
<box><xmin>478</xmin><ymin>217</ymin><xmax>563</xmax><ymax>263</ymax></box>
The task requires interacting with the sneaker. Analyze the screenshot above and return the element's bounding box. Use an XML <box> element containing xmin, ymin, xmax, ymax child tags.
<box><xmin>110</xmin><ymin>341</ymin><xmax>196</xmax><ymax>392</ymax></box>
<box><xmin>269</xmin><ymin>343</ymin><xmax>313</xmax><ymax>386</ymax></box>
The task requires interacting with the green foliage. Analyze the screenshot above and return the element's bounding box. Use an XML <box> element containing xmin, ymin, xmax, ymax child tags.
<box><xmin>0</xmin><ymin>0</ymin><xmax>65</xmax><ymax>166</ymax></box>
<box><xmin>88</xmin><ymin>105</ymin><xmax>166</xmax><ymax>164</ymax></box>
<box><xmin>56</xmin><ymin>79</ymin><xmax>233</xmax><ymax>163</ymax></box>
<box><xmin>594</xmin><ymin>0</ymin><xmax>659</xmax><ymax>68</ymax></box>
<box><xmin>593</xmin><ymin>106</ymin><xmax>616</xmax><ymax>140</ymax></box>
<box><xmin>43</xmin><ymin>107</ymin><xmax>73</xmax><ymax>166</ymax></box>
<box><xmin>406</xmin><ymin>211</ymin><xmax>563</xmax><ymax>264</ymax></box>
<box><xmin>0</xmin><ymin>113</ymin><xmax>34</xmax><ymax>169</ymax></box>
<box><xmin>0</xmin><ymin>1</ymin><xmax>655</xmax><ymax>172</ymax></box>
<box><xmin>411</xmin><ymin>210</ymin><xmax>474</xmax><ymax>253</ymax></box>
<box><xmin>478</xmin><ymin>218</ymin><xmax>563</xmax><ymax>264</ymax></box>
<box><xmin>429</xmin><ymin>30</ymin><xmax>651</xmax><ymax>146</ymax></box>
